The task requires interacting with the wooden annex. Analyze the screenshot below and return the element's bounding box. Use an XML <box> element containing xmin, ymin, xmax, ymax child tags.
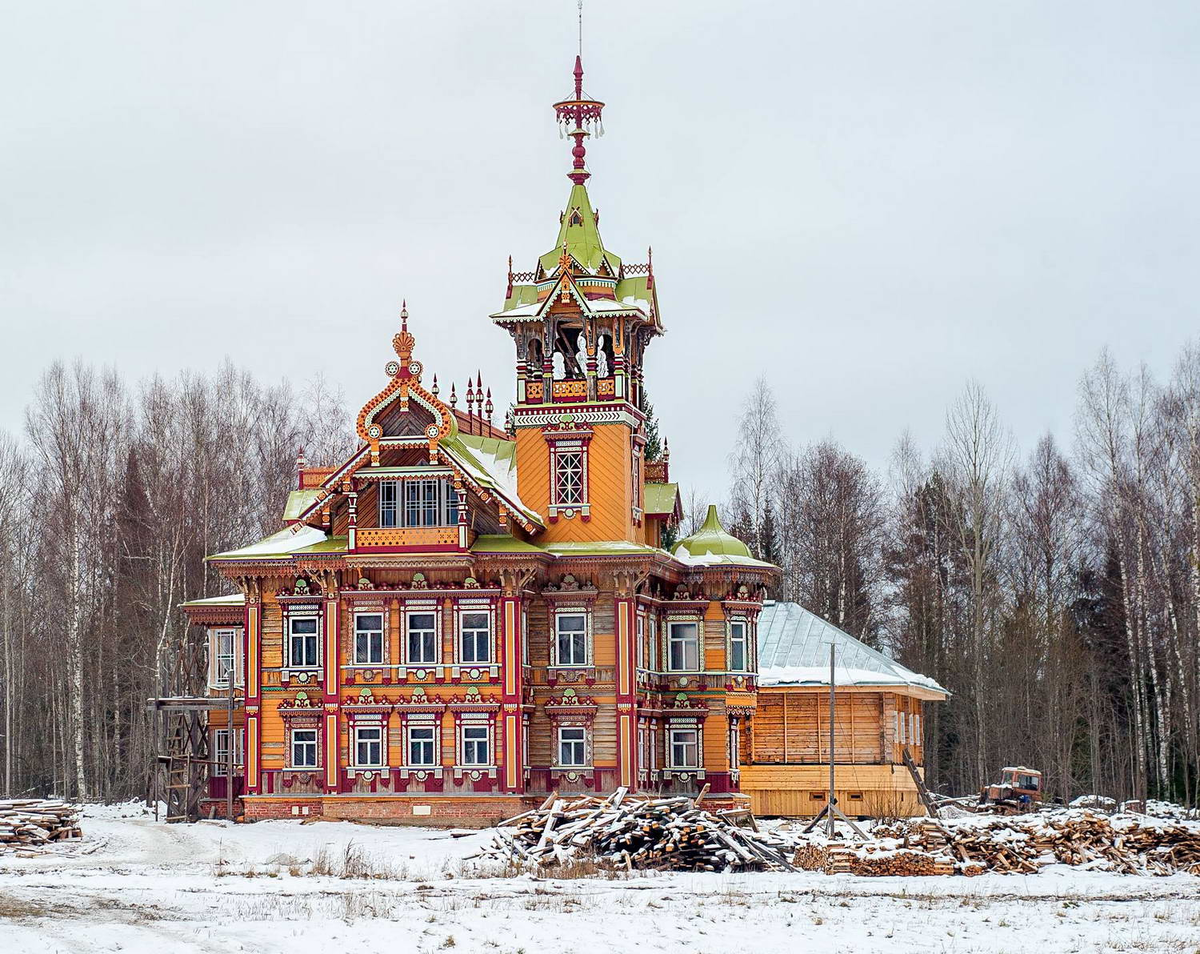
<box><xmin>175</xmin><ymin>50</ymin><xmax>945</xmax><ymax>825</ymax></box>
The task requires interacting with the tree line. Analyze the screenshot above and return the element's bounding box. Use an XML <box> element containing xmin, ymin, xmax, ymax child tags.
<box><xmin>1</xmin><ymin>344</ymin><xmax>1197</xmax><ymax>807</ymax></box>
<box><xmin>723</xmin><ymin>344</ymin><xmax>1200</xmax><ymax>805</ymax></box>
<box><xmin>0</xmin><ymin>362</ymin><xmax>353</xmax><ymax>800</ymax></box>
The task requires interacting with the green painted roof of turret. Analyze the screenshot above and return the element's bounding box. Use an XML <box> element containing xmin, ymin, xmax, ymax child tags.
<box><xmin>538</xmin><ymin>183</ymin><xmax>621</xmax><ymax>276</ymax></box>
<box><xmin>672</xmin><ymin>505</ymin><xmax>773</xmax><ymax>567</ymax></box>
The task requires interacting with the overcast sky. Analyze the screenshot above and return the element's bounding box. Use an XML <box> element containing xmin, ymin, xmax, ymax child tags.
<box><xmin>3</xmin><ymin>1</ymin><xmax>1198</xmax><ymax>503</ymax></box>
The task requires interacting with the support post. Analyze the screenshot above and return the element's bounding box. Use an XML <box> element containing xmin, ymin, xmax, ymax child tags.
<box><xmin>500</xmin><ymin>572</ymin><xmax>526</xmax><ymax>793</ymax></box>
<box><xmin>244</xmin><ymin>580</ymin><xmax>262</xmax><ymax>795</ymax></box>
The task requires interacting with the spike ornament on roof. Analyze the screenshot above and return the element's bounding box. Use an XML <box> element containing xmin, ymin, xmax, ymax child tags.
<box><xmin>553</xmin><ymin>55</ymin><xmax>604</xmax><ymax>185</ymax></box>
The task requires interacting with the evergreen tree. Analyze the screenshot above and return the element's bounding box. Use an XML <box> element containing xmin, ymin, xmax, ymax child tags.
<box><xmin>758</xmin><ymin>496</ymin><xmax>780</xmax><ymax>565</ymax></box>
<box><xmin>639</xmin><ymin>388</ymin><xmax>662</xmax><ymax>462</ymax></box>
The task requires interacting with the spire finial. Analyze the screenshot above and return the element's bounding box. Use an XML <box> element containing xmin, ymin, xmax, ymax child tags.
<box><xmin>553</xmin><ymin>24</ymin><xmax>605</xmax><ymax>186</ymax></box>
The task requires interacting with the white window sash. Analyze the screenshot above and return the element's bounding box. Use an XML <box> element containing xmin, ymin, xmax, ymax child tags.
<box><xmin>405</xmin><ymin>611</ymin><xmax>439</xmax><ymax>665</ymax></box>
<box><xmin>459</xmin><ymin>612</ymin><xmax>492</xmax><ymax>665</ymax></box>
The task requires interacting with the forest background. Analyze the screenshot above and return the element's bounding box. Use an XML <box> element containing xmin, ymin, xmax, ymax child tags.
<box><xmin>1</xmin><ymin>339</ymin><xmax>1198</xmax><ymax>806</ymax></box>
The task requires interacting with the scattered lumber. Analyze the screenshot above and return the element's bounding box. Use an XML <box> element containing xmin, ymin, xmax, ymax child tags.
<box><xmin>0</xmin><ymin>799</ymin><xmax>82</xmax><ymax>850</ymax></box>
<box><xmin>477</xmin><ymin>788</ymin><xmax>794</xmax><ymax>873</ymax></box>
<box><xmin>799</xmin><ymin>809</ymin><xmax>1200</xmax><ymax>878</ymax></box>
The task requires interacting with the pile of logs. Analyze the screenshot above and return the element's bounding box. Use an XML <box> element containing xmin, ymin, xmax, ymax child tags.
<box><xmin>795</xmin><ymin>810</ymin><xmax>1200</xmax><ymax>877</ymax></box>
<box><xmin>0</xmin><ymin>799</ymin><xmax>82</xmax><ymax>849</ymax></box>
<box><xmin>480</xmin><ymin>788</ymin><xmax>796</xmax><ymax>873</ymax></box>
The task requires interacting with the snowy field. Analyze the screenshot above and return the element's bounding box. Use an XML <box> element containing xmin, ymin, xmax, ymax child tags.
<box><xmin>1</xmin><ymin>804</ymin><xmax>1198</xmax><ymax>954</ymax></box>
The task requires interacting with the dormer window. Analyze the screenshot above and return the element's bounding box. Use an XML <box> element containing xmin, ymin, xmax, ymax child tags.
<box><xmin>378</xmin><ymin>479</ymin><xmax>458</xmax><ymax>528</ymax></box>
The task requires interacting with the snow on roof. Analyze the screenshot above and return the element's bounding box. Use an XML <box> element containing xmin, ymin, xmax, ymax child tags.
<box><xmin>209</xmin><ymin>525</ymin><xmax>331</xmax><ymax>561</ymax></box>
<box><xmin>443</xmin><ymin>434</ymin><xmax>544</xmax><ymax>529</ymax></box>
<box><xmin>757</xmin><ymin>601</ymin><xmax>947</xmax><ymax>696</ymax></box>
<box><xmin>180</xmin><ymin>593</ymin><xmax>245</xmax><ymax>607</ymax></box>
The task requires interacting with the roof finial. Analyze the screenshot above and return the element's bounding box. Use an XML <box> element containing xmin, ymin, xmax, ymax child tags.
<box><xmin>401</xmin><ymin>299</ymin><xmax>408</xmax><ymax>332</ymax></box>
<box><xmin>553</xmin><ymin>21</ymin><xmax>605</xmax><ymax>187</ymax></box>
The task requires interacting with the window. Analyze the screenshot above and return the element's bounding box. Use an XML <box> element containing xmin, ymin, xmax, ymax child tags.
<box><xmin>667</xmin><ymin>620</ymin><xmax>700</xmax><ymax>672</ymax></box>
<box><xmin>288</xmin><ymin>617</ymin><xmax>319</xmax><ymax>669</ymax></box>
<box><xmin>291</xmin><ymin>728</ymin><xmax>318</xmax><ymax>768</ymax></box>
<box><xmin>521</xmin><ymin>606</ymin><xmax>529</xmax><ymax>666</ymax></box>
<box><xmin>408</xmin><ymin>725</ymin><xmax>437</xmax><ymax>767</ymax></box>
<box><xmin>353</xmin><ymin>613</ymin><xmax>384</xmax><ymax>665</ymax></box>
<box><xmin>668</xmin><ymin>727</ymin><xmax>699</xmax><ymax>769</ymax></box>
<box><xmin>460</xmin><ymin>612</ymin><xmax>491</xmax><ymax>664</ymax></box>
<box><xmin>461</xmin><ymin>725</ymin><xmax>490</xmax><ymax>766</ymax></box>
<box><xmin>552</xmin><ymin>447</ymin><xmax>585</xmax><ymax>505</ymax></box>
<box><xmin>403</xmin><ymin>479</ymin><xmax>458</xmax><ymax>527</ymax></box>
<box><xmin>379</xmin><ymin>480</ymin><xmax>399</xmax><ymax>528</ymax></box>
<box><xmin>555</xmin><ymin>612</ymin><xmax>588</xmax><ymax>667</ymax></box>
<box><xmin>354</xmin><ymin>725</ymin><xmax>384</xmax><ymax>767</ymax></box>
<box><xmin>631</xmin><ymin>450</ymin><xmax>642</xmax><ymax>513</ymax></box>
<box><xmin>913</xmin><ymin>712</ymin><xmax>921</xmax><ymax>743</ymax></box>
<box><xmin>728</xmin><ymin>620</ymin><xmax>748</xmax><ymax>672</ymax></box>
<box><xmin>381</xmin><ymin>479</ymin><xmax>457</xmax><ymax>528</ymax></box>
<box><xmin>897</xmin><ymin>710</ymin><xmax>907</xmax><ymax>745</ymax></box>
<box><xmin>406</xmin><ymin>612</ymin><xmax>438</xmax><ymax>665</ymax></box>
<box><xmin>728</xmin><ymin>722</ymin><xmax>740</xmax><ymax>771</ymax></box>
<box><xmin>558</xmin><ymin>726</ymin><xmax>587</xmax><ymax>766</ymax></box>
<box><xmin>909</xmin><ymin>713</ymin><xmax>918</xmax><ymax>746</ymax></box>
<box><xmin>212</xmin><ymin>629</ymin><xmax>239</xmax><ymax>686</ymax></box>
<box><xmin>636</xmin><ymin>615</ymin><xmax>645</xmax><ymax>669</ymax></box>
<box><xmin>212</xmin><ymin>728</ymin><xmax>243</xmax><ymax>776</ymax></box>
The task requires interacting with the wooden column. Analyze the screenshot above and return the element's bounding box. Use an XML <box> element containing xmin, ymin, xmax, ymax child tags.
<box><xmin>499</xmin><ymin>569</ymin><xmax>526</xmax><ymax>793</ymax></box>
<box><xmin>243</xmin><ymin>578</ymin><xmax>262</xmax><ymax>794</ymax></box>
<box><xmin>322</xmin><ymin>574</ymin><xmax>341</xmax><ymax>792</ymax></box>
<box><xmin>614</xmin><ymin>570</ymin><xmax>640</xmax><ymax>791</ymax></box>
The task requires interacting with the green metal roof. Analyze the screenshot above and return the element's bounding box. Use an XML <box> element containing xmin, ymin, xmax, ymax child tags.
<box><xmin>672</xmin><ymin>506</ymin><xmax>774</xmax><ymax>568</ymax></box>
<box><xmin>209</xmin><ymin>526</ymin><xmax>348</xmax><ymax>561</ymax></box>
<box><xmin>643</xmin><ymin>482</ymin><xmax>679</xmax><ymax>516</ymax></box>
<box><xmin>537</xmin><ymin>183</ymin><xmax>622</xmax><ymax>276</ymax></box>
<box><xmin>546</xmin><ymin>541</ymin><xmax>668</xmax><ymax>558</ymax></box>
<box><xmin>470</xmin><ymin>535</ymin><xmax>547</xmax><ymax>555</ymax></box>
<box><xmin>283</xmin><ymin>489</ymin><xmax>322</xmax><ymax>522</ymax></box>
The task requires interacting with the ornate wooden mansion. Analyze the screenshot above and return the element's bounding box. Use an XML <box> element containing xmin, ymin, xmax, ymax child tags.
<box><xmin>181</xmin><ymin>55</ymin><xmax>945</xmax><ymax>824</ymax></box>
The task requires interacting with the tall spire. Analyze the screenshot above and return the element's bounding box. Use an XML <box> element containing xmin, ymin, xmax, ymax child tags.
<box><xmin>553</xmin><ymin>40</ymin><xmax>604</xmax><ymax>186</ymax></box>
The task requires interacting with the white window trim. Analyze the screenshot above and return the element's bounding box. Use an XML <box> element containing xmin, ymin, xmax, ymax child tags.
<box><xmin>727</xmin><ymin>618</ymin><xmax>750</xmax><ymax>673</ymax></box>
<box><xmin>352</xmin><ymin>724</ymin><xmax>386</xmax><ymax>769</ymax></box>
<box><xmin>458</xmin><ymin>608</ymin><xmax>493</xmax><ymax>665</ymax></box>
<box><xmin>553</xmin><ymin>609</ymin><xmax>592</xmax><ymax>668</ymax></box>
<box><xmin>404</xmin><ymin>609</ymin><xmax>441</xmax><ymax>666</ymax></box>
<box><xmin>666</xmin><ymin>618</ymin><xmax>702</xmax><ymax>673</ymax></box>
<box><xmin>208</xmin><ymin>627</ymin><xmax>244</xmax><ymax>689</ymax></box>
<box><xmin>556</xmin><ymin>724</ymin><xmax>590</xmax><ymax>768</ymax></box>
<box><xmin>458</xmin><ymin>723</ymin><xmax>493</xmax><ymax>768</ymax></box>
<box><xmin>548</xmin><ymin>439</ymin><xmax>590</xmax><ymax>519</ymax></box>
<box><xmin>352</xmin><ymin>610</ymin><xmax>386</xmax><ymax>666</ymax></box>
<box><xmin>211</xmin><ymin>727</ymin><xmax>244</xmax><ymax>776</ymax></box>
<box><xmin>667</xmin><ymin>726</ymin><xmax>700</xmax><ymax>770</ymax></box>
<box><xmin>406</xmin><ymin>723</ymin><xmax>440</xmax><ymax>768</ymax></box>
<box><xmin>290</xmin><ymin>727</ymin><xmax>320</xmax><ymax>769</ymax></box>
<box><xmin>286</xmin><ymin>615</ymin><xmax>321</xmax><ymax>671</ymax></box>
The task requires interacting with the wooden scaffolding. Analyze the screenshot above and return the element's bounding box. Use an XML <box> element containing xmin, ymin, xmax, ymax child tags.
<box><xmin>146</xmin><ymin>689</ymin><xmax>239</xmax><ymax>823</ymax></box>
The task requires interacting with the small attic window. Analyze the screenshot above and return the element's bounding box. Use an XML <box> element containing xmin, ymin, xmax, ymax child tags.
<box><xmin>568</xmin><ymin>207</ymin><xmax>584</xmax><ymax>227</ymax></box>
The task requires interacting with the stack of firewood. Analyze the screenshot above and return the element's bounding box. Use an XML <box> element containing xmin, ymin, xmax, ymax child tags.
<box><xmin>478</xmin><ymin>788</ymin><xmax>795</xmax><ymax>873</ymax></box>
<box><xmin>801</xmin><ymin>810</ymin><xmax>1200</xmax><ymax>877</ymax></box>
<box><xmin>0</xmin><ymin>799</ymin><xmax>82</xmax><ymax>849</ymax></box>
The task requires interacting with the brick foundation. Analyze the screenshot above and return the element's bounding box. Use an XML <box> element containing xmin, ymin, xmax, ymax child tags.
<box><xmin>241</xmin><ymin>794</ymin><xmax>539</xmax><ymax>827</ymax></box>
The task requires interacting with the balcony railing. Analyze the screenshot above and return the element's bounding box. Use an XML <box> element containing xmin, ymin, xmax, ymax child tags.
<box><xmin>354</xmin><ymin>526</ymin><xmax>460</xmax><ymax>550</ymax></box>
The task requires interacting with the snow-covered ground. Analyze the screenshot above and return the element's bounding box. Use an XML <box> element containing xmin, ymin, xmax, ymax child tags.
<box><xmin>1</xmin><ymin>804</ymin><xmax>1198</xmax><ymax>953</ymax></box>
